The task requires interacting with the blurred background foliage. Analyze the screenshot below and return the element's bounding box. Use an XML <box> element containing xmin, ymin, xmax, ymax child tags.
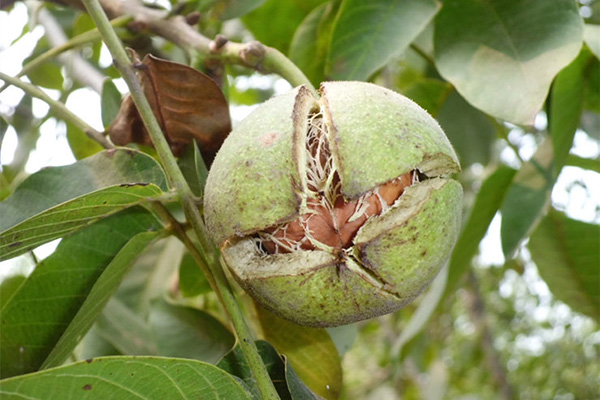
<box><xmin>0</xmin><ymin>0</ymin><xmax>599</xmax><ymax>399</ymax></box>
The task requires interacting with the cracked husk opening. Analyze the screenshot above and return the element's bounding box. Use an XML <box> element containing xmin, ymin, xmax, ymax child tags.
<box><xmin>208</xmin><ymin>82</ymin><xmax>463</xmax><ymax>327</ymax></box>
<box><xmin>256</xmin><ymin>108</ymin><xmax>418</xmax><ymax>255</ymax></box>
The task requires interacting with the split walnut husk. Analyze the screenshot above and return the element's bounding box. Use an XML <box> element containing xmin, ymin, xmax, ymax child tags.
<box><xmin>204</xmin><ymin>81</ymin><xmax>462</xmax><ymax>327</ymax></box>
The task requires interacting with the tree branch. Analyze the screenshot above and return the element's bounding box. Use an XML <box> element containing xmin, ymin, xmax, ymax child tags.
<box><xmin>98</xmin><ymin>0</ymin><xmax>316</xmax><ymax>94</ymax></box>
<box><xmin>0</xmin><ymin>72</ymin><xmax>113</xmax><ymax>149</ymax></box>
<box><xmin>80</xmin><ymin>0</ymin><xmax>279</xmax><ymax>398</ymax></box>
<box><xmin>0</xmin><ymin>15</ymin><xmax>130</xmax><ymax>95</ymax></box>
<box><xmin>466</xmin><ymin>271</ymin><xmax>514</xmax><ymax>400</ymax></box>
<box><xmin>36</xmin><ymin>7</ymin><xmax>105</xmax><ymax>93</ymax></box>
<box><xmin>410</xmin><ymin>43</ymin><xmax>435</xmax><ymax>67</ymax></box>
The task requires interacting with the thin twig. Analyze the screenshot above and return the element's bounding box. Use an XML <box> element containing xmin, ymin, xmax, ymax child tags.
<box><xmin>36</xmin><ymin>7</ymin><xmax>105</xmax><ymax>93</ymax></box>
<box><xmin>0</xmin><ymin>72</ymin><xmax>113</xmax><ymax>149</ymax></box>
<box><xmin>80</xmin><ymin>0</ymin><xmax>279</xmax><ymax>397</ymax></box>
<box><xmin>410</xmin><ymin>43</ymin><xmax>435</xmax><ymax>67</ymax></box>
<box><xmin>0</xmin><ymin>15</ymin><xmax>130</xmax><ymax>95</ymax></box>
<box><xmin>466</xmin><ymin>271</ymin><xmax>514</xmax><ymax>400</ymax></box>
<box><xmin>98</xmin><ymin>0</ymin><xmax>316</xmax><ymax>93</ymax></box>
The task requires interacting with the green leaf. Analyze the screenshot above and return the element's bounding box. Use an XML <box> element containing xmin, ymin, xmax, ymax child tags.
<box><xmin>0</xmin><ymin>175</ymin><xmax>10</xmax><ymax>203</ymax></box>
<box><xmin>256</xmin><ymin>305</ymin><xmax>342</xmax><ymax>399</ymax></box>
<box><xmin>23</xmin><ymin>36</ymin><xmax>64</xmax><ymax>91</ymax></box>
<box><xmin>95</xmin><ymin>298</ymin><xmax>158</xmax><ymax>356</ymax></box>
<box><xmin>0</xmin><ymin>148</ymin><xmax>167</xmax><ymax>231</ymax></box>
<box><xmin>584</xmin><ymin>24</ymin><xmax>600</xmax><ymax>60</ymax></box>
<box><xmin>45</xmin><ymin>6</ymin><xmax>78</xmax><ymax>37</ymax></box>
<box><xmin>0</xmin><ymin>148</ymin><xmax>167</xmax><ymax>255</ymax></box>
<box><xmin>218</xmin><ymin>340</ymin><xmax>293</xmax><ymax>400</ymax></box>
<box><xmin>76</xmin><ymin>325</ymin><xmax>120</xmax><ymax>360</ymax></box>
<box><xmin>326</xmin><ymin>0</ymin><xmax>439</xmax><ymax>81</ymax></box>
<box><xmin>179</xmin><ymin>252</ymin><xmax>213</xmax><ymax>297</ymax></box>
<box><xmin>66</xmin><ymin>120</ymin><xmax>104</xmax><ymax>160</ymax></box>
<box><xmin>0</xmin><ymin>275</ymin><xmax>26</xmax><ymax>308</ymax></box>
<box><xmin>41</xmin><ymin>230</ymin><xmax>161</xmax><ymax>369</ymax></box>
<box><xmin>26</xmin><ymin>63</ymin><xmax>64</xmax><ymax>90</ymax></box>
<box><xmin>412</xmin><ymin>21</ymin><xmax>434</xmax><ymax>58</ymax></box>
<box><xmin>584</xmin><ymin>60</ymin><xmax>600</xmax><ymax>113</ymax></box>
<box><xmin>113</xmin><ymin>237</ymin><xmax>185</xmax><ymax>313</ymax></box>
<box><xmin>402</xmin><ymin>78</ymin><xmax>452</xmax><ymax>117</ymax></box>
<box><xmin>73</xmin><ymin>13</ymin><xmax>102</xmax><ymax>64</ymax></box>
<box><xmin>394</xmin><ymin>45</ymin><xmax>433</xmax><ymax>92</ymax></box>
<box><xmin>73</xmin><ymin>12</ymin><xmax>97</xmax><ymax>35</ymax></box>
<box><xmin>149</xmin><ymin>298</ymin><xmax>234</xmax><ymax>364</ymax></box>
<box><xmin>0</xmin><ymin>183</ymin><xmax>165</xmax><ymax>261</ymax></box>
<box><xmin>242</xmin><ymin>0</ymin><xmax>327</xmax><ymax>53</ymax></box>
<box><xmin>550</xmin><ymin>49</ymin><xmax>593</xmax><ymax>174</ymax></box>
<box><xmin>289</xmin><ymin>2</ymin><xmax>337</xmax><ymax>87</ymax></box>
<box><xmin>0</xmin><ymin>208</ymin><xmax>161</xmax><ymax>378</ymax></box>
<box><xmin>187</xmin><ymin>0</ymin><xmax>219</xmax><ymax>13</ymax></box>
<box><xmin>443</xmin><ymin>166</ymin><xmax>517</xmax><ymax>300</ymax></box>
<box><xmin>501</xmin><ymin>139</ymin><xmax>554</xmax><ymax>258</ymax></box>
<box><xmin>179</xmin><ymin>141</ymin><xmax>209</xmax><ymax>197</ymax></box>
<box><xmin>326</xmin><ymin>324</ymin><xmax>358</xmax><ymax>358</ymax></box>
<box><xmin>21</xmin><ymin>34</ymin><xmax>65</xmax><ymax>91</ymax></box>
<box><xmin>101</xmin><ymin>79</ymin><xmax>122</xmax><ymax>129</ymax></box>
<box><xmin>0</xmin><ymin>356</ymin><xmax>253</xmax><ymax>399</ymax></box>
<box><xmin>284</xmin><ymin>358</ymin><xmax>319</xmax><ymax>400</ymax></box>
<box><xmin>228</xmin><ymin>85</ymin><xmax>274</xmax><ymax>106</ymax></box>
<box><xmin>213</xmin><ymin>0</ymin><xmax>266</xmax><ymax>20</ymax></box>
<box><xmin>437</xmin><ymin>91</ymin><xmax>496</xmax><ymax>167</ymax></box>
<box><xmin>529</xmin><ymin>209</ymin><xmax>600</xmax><ymax>322</ymax></box>
<box><xmin>434</xmin><ymin>0</ymin><xmax>583</xmax><ymax>124</ymax></box>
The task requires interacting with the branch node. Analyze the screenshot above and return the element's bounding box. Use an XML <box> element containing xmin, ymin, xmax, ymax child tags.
<box><xmin>240</xmin><ymin>41</ymin><xmax>266</xmax><ymax>68</ymax></box>
<box><xmin>209</xmin><ymin>34</ymin><xmax>229</xmax><ymax>53</ymax></box>
<box><xmin>112</xmin><ymin>57</ymin><xmax>121</xmax><ymax>70</ymax></box>
<box><xmin>127</xmin><ymin>20</ymin><xmax>147</xmax><ymax>33</ymax></box>
<box><xmin>185</xmin><ymin>11</ymin><xmax>201</xmax><ymax>26</ymax></box>
<box><xmin>125</xmin><ymin>48</ymin><xmax>146</xmax><ymax>70</ymax></box>
<box><xmin>133</xmin><ymin>61</ymin><xmax>147</xmax><ymax>70</ymax></box>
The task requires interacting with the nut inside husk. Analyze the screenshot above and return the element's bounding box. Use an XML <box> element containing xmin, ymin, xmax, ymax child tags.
<box><xmin>204</xmin><ymin>81</ymin><xmax>462</xmax><ymax>327</ymax></box>
<box><xmin>257</xmin><ymin>109</ymin><xmax>418</xmax><ymax>254</ymax></box>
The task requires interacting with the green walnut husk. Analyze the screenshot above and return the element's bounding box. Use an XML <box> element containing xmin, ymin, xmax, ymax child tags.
<box><xmin>204</xmin><ymin>81</ymin><xmax>462</xmax><ymax>327</ymax></box>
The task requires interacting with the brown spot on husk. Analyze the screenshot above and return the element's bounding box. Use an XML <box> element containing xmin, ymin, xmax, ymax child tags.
<box><xmin>259</xmin><ymin>131</ymin><xmax>279</xmax><ymax>147</ymax></box>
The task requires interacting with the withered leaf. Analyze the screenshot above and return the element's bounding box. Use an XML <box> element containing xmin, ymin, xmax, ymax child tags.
<box><xmin>108</xmin><ymin>54</ymin><xmax>231</xmax><ymax>163</ymax></box>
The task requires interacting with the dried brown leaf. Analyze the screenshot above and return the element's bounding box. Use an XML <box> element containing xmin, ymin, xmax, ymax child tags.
<box><xmin>108</xmin><ymin>54</ymin><xmax>231</xmax><ymax>162</ymax></box>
